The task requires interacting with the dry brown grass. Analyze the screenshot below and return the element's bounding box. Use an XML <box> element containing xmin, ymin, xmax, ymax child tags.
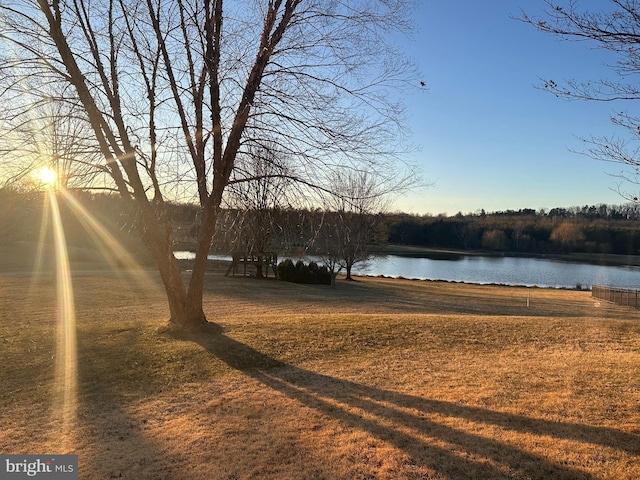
<box><xmin>1</xmin><ymin>265</ymin><xmax>639</xmax><ymax>479</ymax></box>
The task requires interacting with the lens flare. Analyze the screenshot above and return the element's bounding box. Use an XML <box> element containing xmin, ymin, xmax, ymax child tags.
<box><xmin>30</xmin><ymin>193</ymin><xmax>52</xmax><ymax>283</ymax></box>
<box><xmin>58</xmin><ymin>190</ymin><xmax>154</xmax><ymax>285</ymax></box>
<box><xmin>47</xmin><ymin>189</ymin><xmax>78</xmax><ymax>452</ymax></box>
<box><xmin>30</xmin><ymin>184</ymin><xmax>155</xmax><ymax>451</ymax></box>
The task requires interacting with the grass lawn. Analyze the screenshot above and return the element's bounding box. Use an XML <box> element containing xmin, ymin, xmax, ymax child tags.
<box><xmin>1</xmin><ymin>263</ymin><xmax>639</xmax><ymax>479</ymax></box>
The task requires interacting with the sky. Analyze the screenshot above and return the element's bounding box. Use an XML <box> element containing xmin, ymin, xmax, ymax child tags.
<box><xmin>394</xmin><ymin>0</ymin><xmax>636</xmax><ymax>215</ymax></box>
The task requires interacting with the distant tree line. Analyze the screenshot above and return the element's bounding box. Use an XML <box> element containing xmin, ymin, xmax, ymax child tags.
<box><xmin>4</xmin><ymin>188</ymin><xmax>640</xmax><ymax>261</ymax></box>
<box><xmin>0</xmin><ymin>189</ymin><xmax>384</xmax><ymax>283</ymax></box>
<box><xmin>383</xmin><ymin>205</ymin><xmax>640</xmax><ymax>255</ymax></box>
<box><xmin>0</xmin><ymin>188</ymin><xmax>143</xmax><ymax>250</ymax></box>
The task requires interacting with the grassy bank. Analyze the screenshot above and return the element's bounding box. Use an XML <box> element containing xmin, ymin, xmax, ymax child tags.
<box><xmin>1</xmin><ymin>269</ymin><xmax>639</xmax><ymax>479</ymax></box>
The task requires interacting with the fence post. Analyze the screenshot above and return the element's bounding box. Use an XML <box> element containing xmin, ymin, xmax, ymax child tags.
<box><xmin>592</xmin><ymin>285</ymin><xmax>640</xmax><ymax>309</ymax></box>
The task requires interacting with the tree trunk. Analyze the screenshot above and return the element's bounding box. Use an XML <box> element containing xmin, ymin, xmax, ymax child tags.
<box><xmin>254</xmin><ymin>255</ymin><xmax>264</xmax><ymax>278</ymax></box>
<box><xmin>345</xmin><ymin>262</ymin><xmax>353</xmax><ymax>281</ymax></box>
<box><xmin>139</xmin><ymin>206</ymin><xmax>215</xmax><ymax>333</ymax></box>
<box><xmin>165</xmin><ymin>262</ymin><xmax>208</xmax><ymax>332</ymax></box>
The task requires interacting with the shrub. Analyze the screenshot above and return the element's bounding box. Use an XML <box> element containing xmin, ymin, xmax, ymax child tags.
<box><xmin>277</xmin><ymin>259</ymin><xmax>331</xmax><ymax>285</ymax></box>
<box><xmin>316</xmin><ymin>265</ymin><xmax>332</xmax><ymax>285</ymax></box>
<box><xmin>277</xmin><ymin>259</ymin><xmax>296</xmax><ymax>282</ymax></box>
<box><xmin>298</xmin><ymin>264</ymin><xmax>312</xmax><ymax>283</ymax></box>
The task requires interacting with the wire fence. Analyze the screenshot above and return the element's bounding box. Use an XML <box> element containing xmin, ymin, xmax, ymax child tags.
<box><xmin>592</xmin><ymin>285</ymin><xmax>640</xmax><ymax>309</ymax></box>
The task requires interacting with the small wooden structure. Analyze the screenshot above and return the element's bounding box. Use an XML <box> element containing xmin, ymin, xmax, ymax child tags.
<box><xmin>225</xmin><ymin>252</ymin><xmax>278</xmax><ymax>278</ymax></box>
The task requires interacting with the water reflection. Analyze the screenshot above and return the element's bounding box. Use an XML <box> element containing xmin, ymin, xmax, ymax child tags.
<box><xmin>355</xmin><ymin>255</ymin><xmax>640</xmax><ymax>289</ymax></box>
<box><xmin>174</xmin><ymin>251</ymin><xmax>640</xmax><ymax>289</ymax></box>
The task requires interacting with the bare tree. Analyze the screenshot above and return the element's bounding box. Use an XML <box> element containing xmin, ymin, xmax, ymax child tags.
<box><xmin>0</xmin><ymin>97</ymin><xmax>108</xmax><ymax>189</ymax></box>
<box><xmin>0</xmin><ymin>0</ymin><xmax>419</xmax><ymax>332</ymax></box>
<box><xmin>219</xmin><ymin>144</ymin><xmax>293</xmax><ymax>277</ymax></box>
<box><xmin>521</xmin><ymin>1</ymin><xmax>640</xmax><ymax>200</ymax></box>
<box><xmin>311</xmin><ymin>211</ymin><xmax>345</xmax><ymax>287</ymax></box>
<box><xmin>315</xmin><ymin>170</ymin><xmax>390</xmax><ymax>282</ymax></box>
<box><xmin>550</xmin><ymin>221</ymin><xmax>585</xmax><ymax>250</ymax></box>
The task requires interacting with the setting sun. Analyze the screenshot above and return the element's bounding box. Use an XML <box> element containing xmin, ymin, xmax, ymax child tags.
<box><xmin>36</xmin><ymin>166</ymin><xmax>57</xmax><ymax>186</ymax></box>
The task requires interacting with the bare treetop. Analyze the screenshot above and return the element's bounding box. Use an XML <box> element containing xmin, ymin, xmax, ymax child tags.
<box><xmin>1</xmin><ymin>0</ymin><xmax>418</xmax><ymax>201</ymax></box>
<box><xmin>521</xmin><ymin>0</ymin><xmax>640</xmax><ymax>202</ymax></box>
<box><xmin>0</xmin><ymin>0</ymin><xmax>420</xmax><ymax>331</ymax></box>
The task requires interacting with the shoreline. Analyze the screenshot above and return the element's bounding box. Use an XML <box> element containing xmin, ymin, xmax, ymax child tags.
<box><xmin>371</xmin><ymin>244</ymin><xmax>640</xmax><ymax>267</ymax></box>
<box><xmin>354</xmin><ymin>273</ymin><xmax>590</xmax><ymax>291</ymax></box>
<box><xmin>3</xmin><ymin>241</ymin><xmax>638</xmax><ymax>289</ymax></box>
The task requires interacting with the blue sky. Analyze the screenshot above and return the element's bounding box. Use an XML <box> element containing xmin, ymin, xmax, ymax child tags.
<box><xmin>395</xmin><ymin>0</ymin><xmax>634</xmax><ymax>215</ymax></box>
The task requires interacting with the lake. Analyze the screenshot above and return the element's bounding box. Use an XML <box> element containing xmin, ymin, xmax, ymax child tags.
<box><xmin>351</xmin><ymin>255</ymin><xmax>640</xmax><ymax>289</ymax></box>
<box><xmin>175</xmin><ymin>251</ymin><xmax>640</xmax><ymax>289</ymax></box>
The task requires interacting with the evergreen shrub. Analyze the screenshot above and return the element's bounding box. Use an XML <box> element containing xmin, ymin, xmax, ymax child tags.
<box><xmin>277</xmin><ymin>259</ymin><xmax>331</xmax><ymax>285</ymax></box>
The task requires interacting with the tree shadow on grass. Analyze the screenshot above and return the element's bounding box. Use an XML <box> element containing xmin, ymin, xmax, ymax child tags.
<box><xmin>202</xmin><ymin>275</ymin><xmax>594</xmax><ymax>319</ymax></box>
<box><xmin>76</xmin><ymin>327</ymin><xmax>187</xmax><ymax>479</ymax></box>
<box><xmin>183</xmin><ymin>324</ymin><xmax>639</xmax><ymax>480</ymax></box>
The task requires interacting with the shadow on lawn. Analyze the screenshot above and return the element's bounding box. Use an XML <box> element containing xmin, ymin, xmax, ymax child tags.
<box><xmin>76</xmin><ymin>327</ymin><xmax>189</xmax><ymax>479</ymax></box>
<box><xmin>186</xmin><ymin>324</ymin><xmax>638</xmax><ymax>480</ymax></box>
<box><xmin>202</xmin><ymin>275</ymin><xmax>596</xmax><ymax>319</ymax></box>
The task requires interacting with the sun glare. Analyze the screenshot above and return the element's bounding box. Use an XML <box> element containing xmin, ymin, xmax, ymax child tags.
<box><xmin>45</xmin><ymin>189</ymin><xmax>77</xmax><ymax>451</ymax></box>
<box><xmin>28</xmin><ymin>179</ymin><xmax>153</xmax><ymax>452</ymax></box>
<box><xmin>37</xmin><ymin>166</ymin><xmax>57</xmax><ymax>187</ymax></box>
